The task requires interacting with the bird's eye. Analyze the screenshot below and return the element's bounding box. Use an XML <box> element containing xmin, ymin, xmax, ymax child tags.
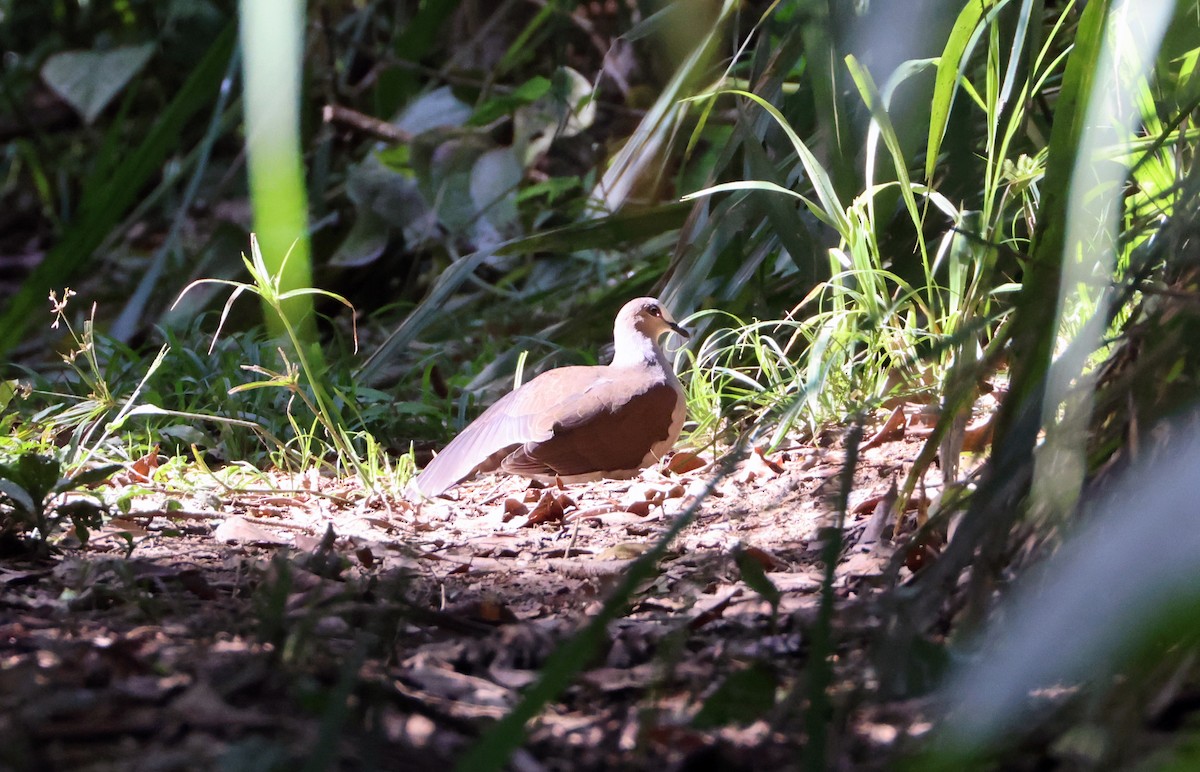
<box><xmin>648</xmin><ymin>305</ymin><xmax>661</xmax><ymax>317</ymax></box>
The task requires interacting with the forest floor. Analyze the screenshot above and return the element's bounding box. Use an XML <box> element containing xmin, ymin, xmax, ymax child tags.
<box><xmin>0</xmin><ymin>403</ymin><xmax>986</xmax><ymax>771</ymax></box>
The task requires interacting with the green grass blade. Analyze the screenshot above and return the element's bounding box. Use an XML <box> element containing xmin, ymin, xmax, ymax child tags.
<box><xmin>925</xmin><ymin>0</ymin><xmax>1006</xmax><ymax>183</ymax></box>
<box><xmin>992</xmin><ymin>0</ymin><xmax>1110</xmax><ymax>449</ymax></box>
<box><xmin>845</xmin><ymin>55</ymin><xmax>922</xmax><ymax>236</ymax></box>
<box><xmin>694</xmin><ymin>89</ymin><xmax>850</xmax><ymax>238</ymax></box>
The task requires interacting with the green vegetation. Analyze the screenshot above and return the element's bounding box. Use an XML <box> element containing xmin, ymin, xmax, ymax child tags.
<box><xmin>3</xmin><ymin>0</ymin><xmax>1200</xmax><ymax>768</ymax></box>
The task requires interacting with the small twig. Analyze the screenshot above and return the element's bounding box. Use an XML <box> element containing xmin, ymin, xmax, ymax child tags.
<box><xmin>322</xmin><ymin>104</ymin><xmax>412</xmax><ymax>144</ymax></box>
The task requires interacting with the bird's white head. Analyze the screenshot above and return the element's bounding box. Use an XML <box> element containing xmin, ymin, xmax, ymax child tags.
<box><xmin>612</xmin><ymin>297</ymin><xmax>688</xmax><ymax>367</ymax></box>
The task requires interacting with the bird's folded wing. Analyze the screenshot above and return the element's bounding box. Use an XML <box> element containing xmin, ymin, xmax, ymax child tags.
<box><xmin>413</xmin><ymin>366</ymin><xmax>602</xmax><ymax>496</ymax></box>
<box><xmin>500</xmin><ymin>380</ymin><xmax>680</xmax><ymax>478</ymax></box>
<box><xmin>413</xmin><ymin>365</ymin><xmax>672</xmax><ymax>496</ymax></box>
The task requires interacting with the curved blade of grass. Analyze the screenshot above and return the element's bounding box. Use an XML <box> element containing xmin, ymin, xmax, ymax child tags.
<box><xmin>992</xmin><ymin>0</ymin><xmax>1115</xmax><ymax>448</ymax></box>
<box><xmin>682</xmin><ymin>180</ymin><xmax>835</xmax><ymax>229</ymax></box>
<box><xmin>689</xmin><ymin>89</ymin><xmax>851</xmax><ymax>238</ymax></box>
<box><xmin>996</xmin><ymin>0</ymin><xmax>1037</xmax><ymax>117</ymax></box>
<box><xmin>845</xmin><ymin>55</ymin><xmax>922</xmax><ymax>237</ymax></box>
<box><xmin>588</xmin><ymin>0</ymin><xmax>737</xmax><ymax>215</ymax></box>
<box><xmin>925</xmin><ymin>0</ymin><xmax>1006</xmax><ymax>183</ymax></box>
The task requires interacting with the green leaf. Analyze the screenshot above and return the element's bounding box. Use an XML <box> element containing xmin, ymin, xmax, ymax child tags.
<box><xmin>695</xmin><ymin>89</ymin><xmax>851</xmax><ymax>238</ymax></box>
<box><xmin>0</xmin><ymin>478</ymin><xmax>37</xmax><ymax>517</ymax></box>
<box><xmin>41</xmin><ymin>43</ymin><xmax>156</xmax><ymax>124</ymax></box>
<box><xmin>63</xmin><ymin>464</ymin><xmax>123</xmax><ymax>491</ymax></box>
<box><xmin>15</xmin><ymin>454</ymin><xmax>63</xmax><ymax>505</ymax></box>
<box><xmin>993</xmin><ymin>0</ymin><xmax>1111</xmax><ymax>448</ymax></box>
<box><xmin>735</xmin><ymin>548</ymin><xmax>782</xmax><ymax>608</ymax></box>
<box><xmin>0</xmin><ymin>380</ymin><xmax>17</xmax><ymax>413</ymax></box>
<box><xmin>692</xmin><ymin>662</ymin><xmax>778</xmax><ymax>728</ymax></box>
<box><xmin>513</xmin><ymin>68</ymin><xmax>595</xmax><ymax>160</ymax></box>
<box><xmin>469</xmin><ymin>146</ymin><xmax>524</xmax><ymax>244</ymax></box>
<box><xmin>468</xmin><ymin>76</ymin><xmax>551</xmax><ymax>126</ymax></box>
<box><xmin>845</xmin><ymin>54</ymin><xmax>921</xmax><ymax>236</ymax></box>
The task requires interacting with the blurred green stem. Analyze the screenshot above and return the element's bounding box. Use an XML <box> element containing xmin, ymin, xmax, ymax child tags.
<box><xmin>239</xmin><ymin>0</ymin><xmax>319</xmax><ymax>359</ymax></box>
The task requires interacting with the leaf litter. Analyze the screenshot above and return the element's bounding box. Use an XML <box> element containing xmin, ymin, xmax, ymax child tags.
<box><xmin>0</xmin><ymin>419</ymin><xmax>972</xmax><ymax>770</ymax></box>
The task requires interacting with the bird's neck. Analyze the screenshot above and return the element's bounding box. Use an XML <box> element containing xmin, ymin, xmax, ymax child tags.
<box><xmin>612</xmin><ymin>334</ymin><xmax>667</xmax><ymax>370</ymax></box>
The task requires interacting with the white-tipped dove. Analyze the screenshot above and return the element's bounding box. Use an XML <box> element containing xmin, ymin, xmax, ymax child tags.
<box><xmin>412</xmin><ymin>297</ymin><xmax>689</xmax><ymax>497</ymax></box>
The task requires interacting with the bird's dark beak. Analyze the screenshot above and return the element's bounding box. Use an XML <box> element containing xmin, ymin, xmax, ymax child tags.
<box><xmin>669</xmin><ymin>321</ymin><xmax>689</xmax><ymax>340</ymax></box>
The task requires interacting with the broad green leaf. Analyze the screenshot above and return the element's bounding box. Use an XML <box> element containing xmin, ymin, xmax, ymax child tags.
<box><xmin>469</xmin><ymin>146</ymin><xmax>524</xmax><ymax>247</ymax></box>
<box><xmin>41</xmin><ymin>43</ymin><xmax>156</xmax><ymax>124</ymax></box>
<box><xmin>410</xmin><ymin>130</ymin><xmax>494</xmax><ymax>234</ymax></box>
<box><xmin>16</xmin><ymin>454</ymin><xmax>63</xmax><ymax>504</ymax></box>
<box><xmin>0</xmin><ymin>380</ymin><xmax>17</xmax><ymax>413</ymax></box>
<box><xmin>513</xmin><ymin>67</ymin><xmax>595</xmax><ymax>161</ymax></box>
<box><xmin>682</xmin><ymin>179</ymin><xmax>835</xmax><ymax>230</ymax></box>
<box><xmin>0</xmin><ymin>478</ymin><xmax>37</xmax><ymax>515</ymax></box>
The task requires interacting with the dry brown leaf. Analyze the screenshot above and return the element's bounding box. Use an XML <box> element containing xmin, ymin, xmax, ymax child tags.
<box><xmin>853</xmin><ymin>489</ymin><xmax>924</xmax><ymax>516</ymax></box>
<box><xmin>738</xmin><ymin>544</ymin><xmax>784</xmax><ymax>572</ymax></box>
<box><xmin>127</xmin><ymin>445</ymin><xmax>161</xmax><ymax>483</ymax></box>
<box><xmin>666</xmin><ymin>451</ymin><xmax>706</xmax><ymax>474</ymax></box>
<box><xmin>624</xmin><ymin>499</ymin><xmax>652</xmax><ymax>517</ymax></box>
<box><xmin>477</xmin><ymin>599</ymin><xmax>515</xmax><ymax>625</ymax></box>
<box><xmin>963</xmin><ymin>415</ymin><xmax>995</xmax><ymax>453</ymax></box>
<box><xmin>859</xmin><ymin>480</ymin><xmax>898</xmax><ymax>545</ymax></box>
<box><xmin>735</xmin><ymin>447</ymin><xmax>783</xmax><ymax>484</ymax></box>
<box><xmin>862</xmin><ymin>405</ymin><xmax>906</xmax><ymax>449</ymax></box>
<box><xmin>524</xmin><ymin>492</ymin><xmax>565</xmax><ymax>527</ymax></box>
<box><xmin>212</xmin><ymin>515</ymin><xmax>290</xmax><ymax>545</ymax></box>
<box><xmin>502</xmin><ymin>497</ymin><xmax>529</xmax><ymax>520</ymax></box>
